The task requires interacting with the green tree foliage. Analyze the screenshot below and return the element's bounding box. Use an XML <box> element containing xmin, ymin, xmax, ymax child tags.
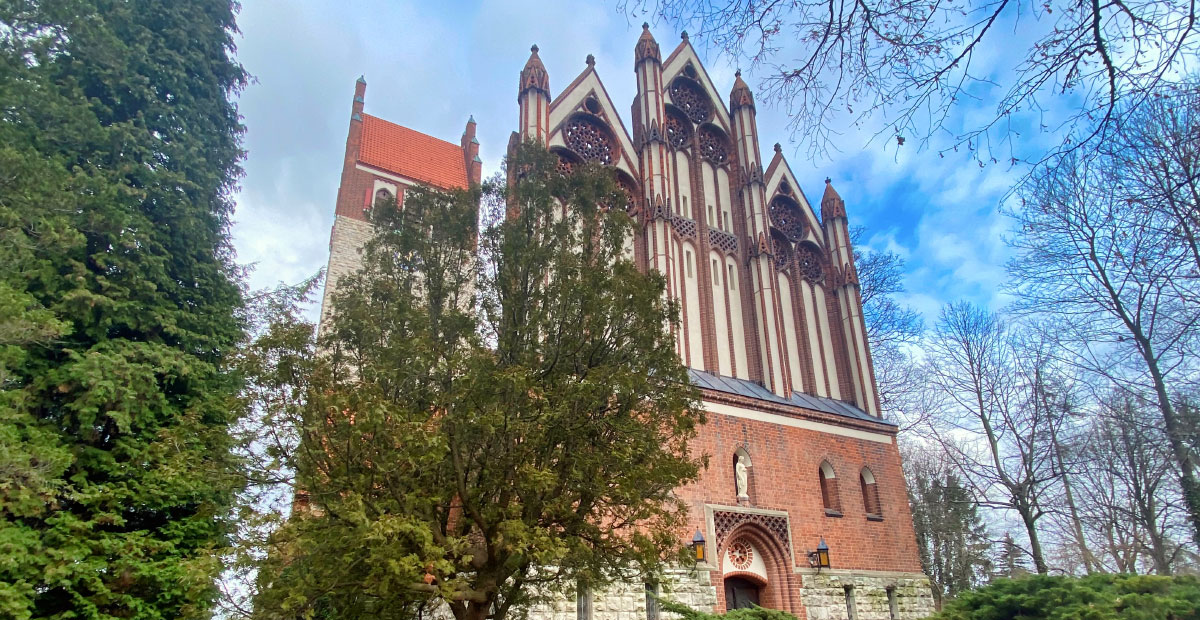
<box><xmin>904</xmin><ymin>449</ymin><xmax>991</xmax><ymax>608</ymax></box>
<box><xmin>243</xmin><ymin>142</ymin><xmax>705</xmax><ymax>620</ymax></box>
<box><xmin>929</xmin><ymin>574</ymin><xmax>1200</xmax><ymax>620</ymax></box>
<box><xmin>0</xmin><ymin>1</ymin><xmax>248</xmax><ymax>618</ymax></box>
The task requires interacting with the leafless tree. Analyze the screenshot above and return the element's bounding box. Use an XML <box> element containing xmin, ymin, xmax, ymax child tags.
<box><xmin>1102</xmin><ymin>81</ymin><xmax>1200</xmax><ymax>279</ymax></box>
<box><xmin>1075</xmin><ymin>391</ymin><xmax>1192</xmax><ymax>574</ymax></box>
<box><xmin>1005</xmin><ymin>140</ymin><xmax>1200</xmax><ymax>546</ymax></box>
<box><xmin>621</xmin><ymin>0</ymin><xmax>1198</xmax><ymax>162</ymax></box>
<box><xmin>923</xmin><ymin>302</ymin><xmax>1063</xmax><ymax>573</ymax></box>
<box><xmin>851</xmin><ymin>226</ymin><xmax>927</xmax><ymax>425</ymax></box>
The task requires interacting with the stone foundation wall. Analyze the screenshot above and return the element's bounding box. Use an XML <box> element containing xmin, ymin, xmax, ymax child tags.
<box><xmin>519</xmin><ymin>567</ymin><xmax>932</xmax><ymax>620</ymax></box>
<box><xmin>524</xmin><ymin>567</ymin><xmax>718</xmax><ymax>620</ymax></box>
<box><xmin>798</xmin><ymin>572</ymin><xmax>933</xmax><ymax>620</ymax></box>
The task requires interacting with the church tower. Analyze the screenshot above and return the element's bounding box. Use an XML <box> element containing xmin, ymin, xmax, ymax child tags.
<box><xmin>501</xmin><ymin>28</ymin><xmax>933</xmax><ymax>619</ymax></box>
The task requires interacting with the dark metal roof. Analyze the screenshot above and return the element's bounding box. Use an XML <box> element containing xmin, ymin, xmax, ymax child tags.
<box><xmin>687</xmin><ymin>368</ymin><xmax>894</xmax><ymax>426</ymax></box>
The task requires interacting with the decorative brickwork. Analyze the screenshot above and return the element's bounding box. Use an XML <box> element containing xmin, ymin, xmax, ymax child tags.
<box><xmin>709</xmin><ymin>228</ymin><xmax>738</xmax><ymax>254</ymax></box>
<box><xmin>713</xmin><ymin>509</ymin><xmax>792</xmax><ymax>555</ymax></box>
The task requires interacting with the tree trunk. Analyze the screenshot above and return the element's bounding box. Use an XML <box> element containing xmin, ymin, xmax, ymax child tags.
<box><xmin>1048</xmin><ymin>416</ymin><xmax>1096</xmax><ymax>573</ymax></box>
<box><xmin>1139</xmin><ymin>337</ymin><xmax>1200</xmax><ymax>548</ymax></box>
<box><xmin>1019</xmin><ymin>504</ymin><xmax>1049</xmax><ymax>574</ymax></box>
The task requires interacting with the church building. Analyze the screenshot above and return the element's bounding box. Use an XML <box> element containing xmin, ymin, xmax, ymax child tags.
<box><xmin>321</xmin><ymin>25</ymin><xmax>935</xmax><ymax>620</ymax></box>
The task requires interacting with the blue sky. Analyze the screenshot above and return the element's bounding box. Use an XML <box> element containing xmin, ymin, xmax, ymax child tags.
<box><xmin>230</xmin><ymin>0</ymin><xmax>1040</xmax><ymax>324</ymax></box>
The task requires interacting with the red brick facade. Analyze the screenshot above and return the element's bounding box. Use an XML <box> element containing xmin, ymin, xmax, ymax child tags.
<box><xmin>321</xmin><ymin>27</ymin><xmax>932</xmax><ymax>617</ymax></box>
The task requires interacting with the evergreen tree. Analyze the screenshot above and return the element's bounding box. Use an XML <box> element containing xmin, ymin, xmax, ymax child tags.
<box><xmin>0</xmin><ymin>1</ymin><xmax>247</xmax><ymax>618</ymax></box>
<box><xmin>243</xmin><ymin>143</ymin><xmax>704</xmax><ymax>620</ymax></box>
<box><xmin>906</xmin><ymin>450</ymin><xmax>992</xmax><ymax>608</ymax></box>
<box><xmin>994</xmin><ymin>533</ymin><xmax>1032</xmax><ymax>580</ymax></box>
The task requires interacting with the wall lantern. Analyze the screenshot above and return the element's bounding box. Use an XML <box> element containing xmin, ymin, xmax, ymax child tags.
<box><xmin>807</xmin><ymin>538</ymin><xmax>831</xmax><ymax>570</ymax></box>
<box><xmin>690</xmin><ymin>530</ymin><xmax>707</xmax><ymax>563</ymax></box>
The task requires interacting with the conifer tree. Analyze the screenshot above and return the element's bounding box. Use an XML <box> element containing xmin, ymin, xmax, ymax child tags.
<box><xmin>242</xmin><ymin>143</ymin><xmax>705</xmax><ymax>620</ymax></box>
<box><xmin>0</xmin><ymin>1</ymin><xmax>247</xmax><ymax>618</ymax></box>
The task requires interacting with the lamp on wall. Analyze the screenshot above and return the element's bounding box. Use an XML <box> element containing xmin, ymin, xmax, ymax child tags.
<box><xmin>807</xmin><ymin>538</ymin><xmax>831</xmax><ymax>570</ymax></box>
<box><xmin>690</xmin><ymin>530</ymin><xmax>707</xmax><ymax>563</ymax></box>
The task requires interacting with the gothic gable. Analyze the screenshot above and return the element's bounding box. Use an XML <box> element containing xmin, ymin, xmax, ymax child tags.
<box><xmin>764</xmin><ymin>150</ymin><xmax>823</xmax><ymax>249</ymax></box>
<box><xmin>547</xmin><ymin>67</ymin><xmax>639</xmax><ymax>181</ymax></box>
<box><xmin>661</xmin><ymin>41</ymin><xmax>732</xmax><ymax>133</ymax></box>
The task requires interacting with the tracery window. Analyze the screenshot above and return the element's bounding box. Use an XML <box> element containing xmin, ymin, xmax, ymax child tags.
<box><xmin>556</xmin><ymin>153</ymin><xmax>577</xmax><ymax>177</ymax></box>
<box><xmin>772</xmin><ymin>233</ymin><xmax>792</xmax><ymax>270</ymax></box>
<box><xmin>669</xmin><ymin>78</ymin><xmax>712</xmax><ymax>124</ymax></box>
<box><xmin>698</xmin><ymin>125</ymin><xmax>728</xmax><ymax>164</ymax></box>
<box><xmin>796</xmin><ymin>244</ymin><xmax>824</xmax><ymax>283</ymax></box>
<box><xmin>564</xmin><ymin>115</ymin><xmax>615</xmax><ymax>165</ymax></box>
<box><xmin>665</xmin><ymin>108</ymin><xmax>691</xmax><ymax>149</ymax></box>
<box><xmin>769</xmin><ymin>196</ymin><xmax>806</xmax><ymax>242</ymax></box>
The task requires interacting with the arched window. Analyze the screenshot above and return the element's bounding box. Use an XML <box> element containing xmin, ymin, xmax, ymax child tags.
<box><xmin>374</xmin><ymin>187</ymin><xmax>394</xmax><ymax>205</ymax></box>
<box><xmin>819</xmin><ymin>461</ymin><xmax>842</xmax><ymax>516</ymax></box>
<box><xmin>861</xmin><ymin>467</ymin><xmax>883</xmax><ymax>519</ymax></box>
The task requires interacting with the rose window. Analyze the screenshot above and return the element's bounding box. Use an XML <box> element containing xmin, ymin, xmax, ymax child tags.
<box><xmin>556</xmin><ymin>153</ymin><xmax>576</xmax><ymax>177</ymax></box>
<box><xmin>564</xmin><ymin>116</ymin><xmax>615</xmax><ymax>165</ymax></box>
<box><xmin>669</xmin><ymin>78</ymin><xmax>712</xmax><ymax>124</ymax></box>
<box><xmin>610</xmin><ymin>175</ymin><xmax>639</xmax><ymax>215</ymax></box>
<box><xmin>698</xmin><ymin>126</ymin><xmax>728</xmax><ymax>164</ymax></box>
<box><xmin>797</xmin><ymin>245</ymin><xmax>824</xmax><ymax>282</ymax></box>
<box><xmin>769</xmin><ymin>197</ymin><xmax>806</xmax><ymax>242</ymax></box>
<box><xmin>728</xmin><ymin>538</ymin><xmax>754</xmax><ymax>570</ymax></box>
<box><xmin>665</xmin><ymin>110</ymin><xmax>691</xmax><ymax>149</ymax></box>
<box><xmin>772</xmin><ymin>234</ymin><xmax>792</xmax><ymax>270</ymax></box>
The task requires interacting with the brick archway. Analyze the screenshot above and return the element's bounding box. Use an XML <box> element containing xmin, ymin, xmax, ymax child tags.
<box><xmin>716</xmin><ymin>523</ymin><xmax>802</xmax><ymax>615</ymax></box>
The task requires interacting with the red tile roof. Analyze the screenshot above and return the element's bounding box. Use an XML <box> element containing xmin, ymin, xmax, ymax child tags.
<box><xmin>358</xmin><ymin>114</ymin><xmax>468</xmax><ymax>189</ymax></box>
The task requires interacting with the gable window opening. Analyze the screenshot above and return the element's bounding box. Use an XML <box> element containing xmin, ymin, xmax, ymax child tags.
<box><xmin>708</xmin><ymin>204</ymin><xmax>716</xmax><ymax>228</ymax></box>
<box><xmin>727</xmin><ymin>264</ymin><xmax>737</xmax><ymax>291</ymax></box>
<box><xmin>712</xmin><ymin>259</ymin><xmax>721</xmax><ymax>286</ymax></box>
<box><xmin>819</xmin><ymin>461</ymin><xmax>842</xmax><ymax>516</ymax></box>
<box><xmin>682</xmin><ymin>196</ymin><xmax>689</xmax><ymax>217</ymax></box>
<box><xmin>685</xmin><ymin>250</ymin><xmax>694</xmax><ymax>278</ymax></box>
<box><xmin>723</xmin><ymin>210</ymin><xmax>731</xmax><ymax>232</ymax></box>
<box><xmin>861</xmin><ymin>467</ymin><xmax>883</xmax><ymax>520</ymax></box>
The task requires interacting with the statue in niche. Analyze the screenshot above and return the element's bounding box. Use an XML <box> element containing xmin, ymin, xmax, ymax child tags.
<box><xmin>735</xmin><ymin>454</ymin><xmax>750</xmax><ymax>501</ymax></box>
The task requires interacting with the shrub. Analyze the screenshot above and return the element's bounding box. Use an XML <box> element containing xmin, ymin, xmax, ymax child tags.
<box><xmin>930</xmin><ymin>573</ymin><xmax>1200</xmax><ymax>620</ymax></box>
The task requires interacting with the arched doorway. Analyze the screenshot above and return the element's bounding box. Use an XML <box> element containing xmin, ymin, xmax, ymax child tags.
<box><xmin>724</xmin><ymin>576</ymin><xmax>761</xmax><ymax>610</ymax></box>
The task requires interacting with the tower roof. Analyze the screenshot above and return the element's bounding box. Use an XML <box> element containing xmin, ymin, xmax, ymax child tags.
<box><xmin>821</xmin><ymin>178</ymin><xmax>846</xmax><ymax>220</ymax></box>
<box><xmin>729</xmin><ymin>70</ymin><xmax>754</xmax><ymax>111</ymax></box>
<box><xmin>358</xmin><ymin>114</ymin><xmax>468</xmax><ymax>189</ymax></box>
<box><xmin>635</xmin><ymin>22</ymin><xmax>661</xmax><ymax>64</ymax></box>
<box><xmin>519</xmin><ymin>44</ymin><xmax>550</xmax><ymax>97</ymax></box>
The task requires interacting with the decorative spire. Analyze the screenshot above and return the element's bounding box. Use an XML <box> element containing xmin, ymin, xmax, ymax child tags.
<box><xmin>519</xmin><ymin>44</ymin><xmax>550</xmax><ymax>97</ymax></box>
<box><xmin>586</xmin><ymin>53</ymin><xmax>595</xmax><ymax>67</ymax></box>
<box><xmin>821</xmin><ymin>179</ymin><xmax>846</xmax><ymax>220</ymax></box>
<box><xmin>356</xmin><ymin>75</ymin><xmax>366</xmax><ymax>84</ymax></box>
<box><xmin>635</xmin><ymin>22</ymin><xmax>661</xmax><ymax>64</ymax></box>
<box><xmin>730</xmin><ymin>69</ymin><xmax>755</xmax><ymax>111</ymax></box>
<box><xmin>681</xmin><ymin>31</ymin><xmax>689</xmax><ymax>41</ymax></box>
<box><xmin>774</xmin><ymin>143</ymin><xmax>782</xmax><ymax>154</ymax></box>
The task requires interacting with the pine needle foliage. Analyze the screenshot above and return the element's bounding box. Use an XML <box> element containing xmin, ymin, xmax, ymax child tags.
<box><xmin>0</xmin><ymin>1</ymin><xmax>248</xmax><ymax>618</ymax></box>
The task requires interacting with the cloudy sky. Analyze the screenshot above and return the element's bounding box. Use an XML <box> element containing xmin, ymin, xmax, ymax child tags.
<box><xmin>229</xmin><ymin>0</ymin><xmax>1043</xmax><ymax>324</ymax></box>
